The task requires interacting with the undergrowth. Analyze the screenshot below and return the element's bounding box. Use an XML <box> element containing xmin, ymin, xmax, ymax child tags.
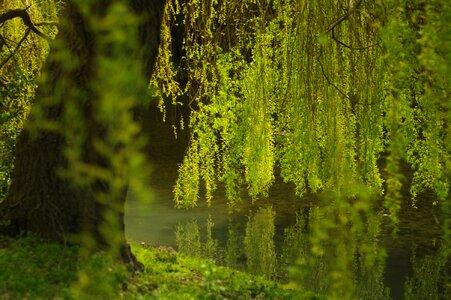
<box><xmin>0</xmin><ymin>235</ymin><xmax>320</xmax><ymax>299</ymax></box>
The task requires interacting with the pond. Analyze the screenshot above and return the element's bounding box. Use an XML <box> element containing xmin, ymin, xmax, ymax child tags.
<box><xmin>125</xmin><ymin>110</ymin><xmax>448</xmax><ymax>300</ymax></box>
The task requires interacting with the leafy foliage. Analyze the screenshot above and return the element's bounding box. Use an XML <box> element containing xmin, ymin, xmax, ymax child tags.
<box><xmin>149</xmin><ymin>1</ymin><xmax>450</xmax><ymax>297</ymax></box>
<box><xmin>0</xmin><ymin>70</ymin><xmax>35</xmax><ymax>197</ymax></box>
<box><xmin>159</xmin><ymin>0</ymin><xmax>381</xmax><ymax>205</ymax></box>
<box><xmin>0</xmin><ymin>0</ymin><xmax>58</xmax><ymax>200</ymax></box>
<box><xmin>0</xmin><ymin>0</ymin><xmax>449</xmax><ymax>298</ymax></box>
<box><xmin>156</xmin><ymin>0</ymin><xmax>449</xmax><ymax>239</ymax></box>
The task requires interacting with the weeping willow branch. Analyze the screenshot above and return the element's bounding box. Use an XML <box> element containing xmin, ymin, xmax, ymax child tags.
<box><xmin>0</xmin><ymin>9</ymin><xmax>51</xmax><ymax>41</ymax></box>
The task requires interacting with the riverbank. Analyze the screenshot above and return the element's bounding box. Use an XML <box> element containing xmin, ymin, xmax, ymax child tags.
<box><xmin>0</xmin><ymin>235</ymin><xmax>319</xmax><ymax>299</ymax></box>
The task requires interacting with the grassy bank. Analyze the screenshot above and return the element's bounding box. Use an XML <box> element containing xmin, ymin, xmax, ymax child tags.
<box><xmin>0</xmin><ymin>235</ymin><xmax>320</xmax><ymax>299</ymax></box>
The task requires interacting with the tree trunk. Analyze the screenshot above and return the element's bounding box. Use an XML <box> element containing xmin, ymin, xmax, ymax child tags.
<box><xmin>0</xmin><ymin>0</ymin><xmax>166</xmax><ymax>267</ymax></box>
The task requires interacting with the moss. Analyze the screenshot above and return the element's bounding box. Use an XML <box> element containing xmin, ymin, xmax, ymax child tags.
<box><xmin>0</xmin><ymin>235</ymin><xmax>320</xmax><ymax>299</ymax></box>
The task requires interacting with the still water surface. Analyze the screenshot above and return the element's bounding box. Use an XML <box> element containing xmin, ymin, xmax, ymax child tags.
<box><xmin>125</xmin><ymin>114</ymin><xmax>448</xmax><ymax>299</ymax></box>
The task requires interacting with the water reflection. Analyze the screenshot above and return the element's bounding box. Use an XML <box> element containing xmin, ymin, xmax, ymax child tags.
<box><xmin>175</xmin><ymin>216</ymin><xmax>219</xmax><ymax>261</ymax></box>
<box><xmin>127</xmin><ymin>187</ymin><xmax>448</xmax><ymax>300</ymax></box>
<box><xmin>171</xmin><ymin>200</ymin><xmax>392</xmax><ymax>299</ymax></box>
<box><xmin>223</xmin><ymin>223</ymin><xmax>242</xmax><ymax>269</ymax></box>
<box><xmin>244</xmin><ymin>206</ymin><xmax>277</xmax><ymax>278</ymax></box>
<box><xmin>290</xmin><ymin>199</ymin><xmax>391</xmax><ymax>300</ymax></box>
<box><xmin>125</xmin><ymin>112</ymin><xmax>447</xmax><ymax>299</ymax></box>
<box><xmin>404</xmin><ymin>245</ymin><xmax>450</xmax><ymax>300</ymax></box>
<box><xmin>175</xmin><ymin>219</ymin><xmax>202</xmax><ymax>257</ymax></box>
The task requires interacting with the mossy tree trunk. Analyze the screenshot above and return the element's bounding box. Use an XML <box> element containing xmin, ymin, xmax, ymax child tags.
<box><xmin>0</xmin><ymin>0</ymin><xmax>166</xmax><ymax>266</ymax></box>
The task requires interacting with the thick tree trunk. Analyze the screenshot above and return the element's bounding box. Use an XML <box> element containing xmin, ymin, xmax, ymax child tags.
<box><xmin>0</xmin><ymin>0</ymin><xmax>166</xmax><ymax>266</ymax></box>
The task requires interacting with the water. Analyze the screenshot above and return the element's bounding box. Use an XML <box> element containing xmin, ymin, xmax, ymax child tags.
<box><xmin>125</xmin><ymin>109</ymin><xmax>448</xmax><ymax>299</ymax></box>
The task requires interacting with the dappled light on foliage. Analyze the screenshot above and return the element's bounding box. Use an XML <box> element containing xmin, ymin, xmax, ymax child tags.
<box><xmin>0</xmin><ymin>0</ymin><xmax>58</xmax><ymax>200</ymax></box>
<box><xmin>155</xmin><ymin>0</ymin><xmax>449</xmax><ymax>238</ymax></box>
<box><xmin>0</xmin><ymin>0</ymin><xmax>449</xmax><ymax>299</ymax></box>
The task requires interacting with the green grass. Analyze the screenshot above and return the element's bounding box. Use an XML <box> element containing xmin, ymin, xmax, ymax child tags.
<box><xmin>0</xmin><ymin>235</ymin><xmax>320</xmax><ymax>299</ymax></box>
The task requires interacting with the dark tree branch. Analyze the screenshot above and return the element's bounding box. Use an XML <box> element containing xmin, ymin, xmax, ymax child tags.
<box><xmin>0</xmin><ymin>28</ymin><xmax>31</xmax><ymax>70</ymax></box>
<box><xmin>325</xmin><ymin>0</ymin><xmax>377</xmax><ymax>50</ymax></box>
<box><xmin>331</xmin><ymin>29</ymin><xmax>376</xmax><ymax>50</ymax></box>
<box><xmin>35</xmin><ymin>21</ymin><xmax>58</xmax><ymax>26</ymax></box>
<box><xmin>326</xmin><ymin>0</ymin><xmax>363</xmax><ymax>33</ymax></box>
<box><xmin>0</xmin><ymin>36</ymin><xmax>5</xmax><ymax>59</ymax></box>
<box><xmin>317</xmin><ymin>48</ymin><xmax>350</xmax><ymax>100</ymax></box>
<box><xmin>0</xmin><ymin>9</ymin><xmax>51</xmax><ymax>41</ymax></box>
<box><xmin>317</xmin><ymin>48</ymin><xmax>383</xmax><ymax>109</ymax></box>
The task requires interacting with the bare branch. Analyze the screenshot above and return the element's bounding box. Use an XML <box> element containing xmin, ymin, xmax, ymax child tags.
<box><xmin>324</xmin><ymin>0</ymin><xmax>378</xmax><ymax>50</ymax></box>
<box><xmin>35</xmin><ymin>21</ymin><xmax>58</xmax><ymax>26</ymax></box>
<box><xmin>0</xmin><ymin>9</ymin><xmax>51</xmax><ymax>41</ymax></box>
<box><xmin>0</xmin><ymin>29</ymin><xmax>31</xmax><ymax>70</ymax></box>
<box><xmin>317</xmin><ymin>48</ymin><xmax>350</xmax><ymax>100</ymax></box>
<box><xmin>326</xmin><ymin>0</ymin><xmax>363</xmax><ymax>33</ymax></box>
<box><xmin>317</xmin><ymin>48</ymin><xmax>383</xmax><ymax>109</ymax></box>
<box><xmin>331</xmin><ymin>29</ymin><xmax>376</xmax><ymax>50</ymax></box>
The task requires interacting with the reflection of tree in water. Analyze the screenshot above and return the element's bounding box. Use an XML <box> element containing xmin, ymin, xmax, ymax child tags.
<box><xmin>244</xmin><ymin>206</ymin><xmax>277</xmax><ymax>278</ymax></box>
<box><xmin>223</xmin><ymin>223</ymin><xmax>242</xmax><ymax>270</ymax></box>
<box><xmin>173</xmin><ymin>196</ymin><xmax>448</xmax><ymax>300</ymax></box>
<box><xmin>174</xmin><ymin>202</ymin><xmax>391</xmax><ymax>298</ymax></box>
<box><xmin>404</xmin><ymin>245</ymin><xmax>450</xmax><ymax>300</ymax></box>
<box><xmin>175</xmin><ymin>219</ymin><xmax>202</xmax><ymax>257</ymax></box>
<box><xmin>175</xmin><ymin>215</ymin><xmax>219</xmax><ymax>261</ymax></box>
<box><xmin>280</xmin><ymin>208</ymin><xmax>310</xmax><ymax>279</ymax></box>
<box><xmin>283</xmin><ymin>195</ymin><xmax>390</xmax><ymax>300</ymax></box>
<box><xmin>203</xmin><ymin>217</ymin><xmax>219</xmax><ymax>260</ymax></box>
<box><xmin>174</xmin><ymin>207</ymin><xmax>278</xmax><ymax>278</ymax></box>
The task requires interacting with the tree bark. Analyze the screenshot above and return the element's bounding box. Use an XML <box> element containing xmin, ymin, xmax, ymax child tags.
<box><xmin>0</xmin><ymin>0</ymin><xmax>166</xmax><ymax>267</ymax></box>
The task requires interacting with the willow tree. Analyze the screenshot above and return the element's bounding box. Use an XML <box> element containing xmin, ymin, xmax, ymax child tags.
<box><xmin>152</xmin><ymin>1</ymin><xmax>449</xmax><ymax>294</ymax></box>
<box><xmin>156</xmin><ymin>0</ymin><xmax>449</xmax><ymax>225</ymax></box>
<box><xmin>0</xmin><ymin>0</ymin><xmax>166</xmax><ymax>263</ymax></box>
<box><xmin>157</xmin><ymin>0</ymin><xmax>448</xmax><ymax>296</ymax></box>
<box><xmin>0</xmin><ymin>0</ymin><xmax>449</xmax><ymax>274</ymax></box>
